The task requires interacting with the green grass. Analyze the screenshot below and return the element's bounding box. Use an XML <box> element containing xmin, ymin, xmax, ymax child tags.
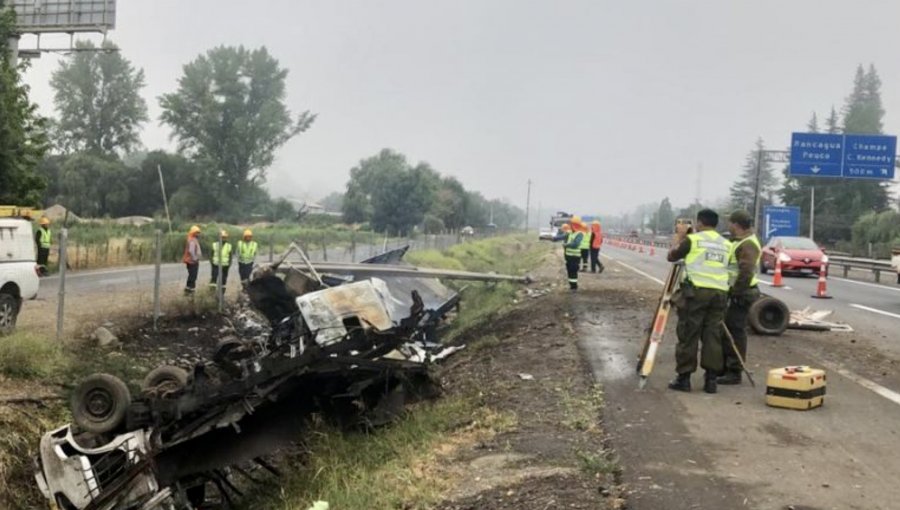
<box><xmin>0</xmin><ymin>331</ymin><xmax>68</xmax><ymax>379</ymax></box>
<box><xmin>244</xmin><ymin>399</ymin><xmax>516</xmax><ymax>510</ymax></box>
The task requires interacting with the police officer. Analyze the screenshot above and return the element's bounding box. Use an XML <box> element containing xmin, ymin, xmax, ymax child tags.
<box><xmin>237</xmin><ymin>229</ymin><xmax>259</xmax><ymax>284</ymax></box>
<box><xmin>719</xmin><ymin>210</ymin><xmax>761</xmax><ymax>385</ymax></box>
<box><xmin>666</xmin><ymin>209</ymin><xmax>731</xmax><ymax>394</ymax></box>
<box><xmin>209</xmin><ymin>230</ymin><xmax>233</xmax><ymax>290</ymax></box>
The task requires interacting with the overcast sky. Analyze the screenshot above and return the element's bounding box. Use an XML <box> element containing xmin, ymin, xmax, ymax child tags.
<box><xmin>16</xmin><ymin>0</ymin><xmax>900</xmax><ymax>220</ymax></box>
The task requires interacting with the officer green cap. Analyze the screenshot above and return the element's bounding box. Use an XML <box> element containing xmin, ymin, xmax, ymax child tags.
<box><xmin>729</xmin><ymin>210</ymin><xmax>753</xmax><ymax>228</ymax></box>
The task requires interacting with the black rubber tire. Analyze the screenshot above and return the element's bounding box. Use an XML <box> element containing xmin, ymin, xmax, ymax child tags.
<box><xmin>71</xmin><ymin>373</ymin><xmax>131</xmax><ymax>434</ymax></box>
<box><xmin>748</xmin><ymin>296</ymin><xmax>789</xmax><ymax>336</ymax></box>
<box><xmin>141</xmin><ymin>365</ymin><xmax>189</xmax><ymax>395</ymax></box>
<box><xmin>759</xmin><ymin>259</ymin><xmax>768</xmax><ymax>275</ymax></box>
<box><xmin>0</xmin><ymin>293</ymin><xmax>19</xmax><ymax>336</ymax></box>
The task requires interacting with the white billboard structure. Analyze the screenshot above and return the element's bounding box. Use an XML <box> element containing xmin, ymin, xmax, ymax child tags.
<box><xmin>9</xmin><ymin>0</ymin><xmax>116</xmax><ymax>34</ymax></box>
<box><xmin>4</xmin><ymin>0</ymin><xmax>116</xmax><ymax>62</ymax></box>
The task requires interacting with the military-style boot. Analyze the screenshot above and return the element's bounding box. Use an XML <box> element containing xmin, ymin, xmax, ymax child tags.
<box><xmin>717</xmin><ymin>371</ymin><xmax>742</xmax><ymax>385</ymax></box>
<box><xmin>703</xmin><ymin>371</ymin><xmax>718</xmax><ymax>394</ymax></box>
<box><xmin>668</xmin><ymin>373</ymin><xmax>691</xmax><ymax>392</ymax></box>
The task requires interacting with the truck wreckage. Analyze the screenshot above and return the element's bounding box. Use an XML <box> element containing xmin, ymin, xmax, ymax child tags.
<box><xmin>34</xmin><ymin>245</ymin><xmax>532</xmax><ymax>510</ymax></box>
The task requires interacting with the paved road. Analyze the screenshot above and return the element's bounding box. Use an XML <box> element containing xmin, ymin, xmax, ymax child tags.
<box><xmin>603</xmin><ymin>243</ymin><xmax>900</xmax><ymax>358</ymax></box>
<box><xmin>576</xmin><ymin>246</ymin><xmax>900</xmax><ymax>509</ymax></box>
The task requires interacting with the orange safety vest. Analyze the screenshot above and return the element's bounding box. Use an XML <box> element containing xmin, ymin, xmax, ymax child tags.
<box><xmin>591</xmin><ymin>223</ymin><xmax>603</xmax><ymax>249</ymax></box>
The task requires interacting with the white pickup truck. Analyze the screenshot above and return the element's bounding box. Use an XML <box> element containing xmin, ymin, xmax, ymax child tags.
<box><xmin>0</xmin><ymin>218</ymin><xmax>40</xmax><ymax>335</ymax></box>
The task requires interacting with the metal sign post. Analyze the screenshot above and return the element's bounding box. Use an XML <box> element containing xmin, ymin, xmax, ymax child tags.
<box><xmin>56</xmin><ymin>228</ymin><xmax>68</xmax><ymax>342</ymax></box>
<box><xmin>153</xmin><ymin>230</ymin><xmax>162</xmax><ymax>330</ymax></box>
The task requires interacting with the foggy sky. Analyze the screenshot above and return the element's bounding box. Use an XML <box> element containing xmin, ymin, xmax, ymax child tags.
<box><xmin>17</xmin><ymin>0</ymin><xmax>900</xmax><ymax>221</ymax></box>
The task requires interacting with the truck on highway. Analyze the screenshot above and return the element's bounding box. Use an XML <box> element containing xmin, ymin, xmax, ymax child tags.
<box><xmin>0</xmin><ymin>218</ymin><xmax>40</xmax><ymax>335</ymax></box>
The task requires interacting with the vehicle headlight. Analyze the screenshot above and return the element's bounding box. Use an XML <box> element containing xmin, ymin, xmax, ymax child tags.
<box><xmin>821</xmin><ymin>255</ymin><xmax>829</xmax><ymax>263</ymax></box>
<box><xmin>778</xmin><ymin>252</ymin><xmax>792</xmax><ymax>263</ymax></box>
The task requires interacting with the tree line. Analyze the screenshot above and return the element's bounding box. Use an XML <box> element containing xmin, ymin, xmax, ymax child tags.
<box><xmin>341</xmin><ymin>148</ymin><xmax>523</xmax><ymax>235</ymax></box>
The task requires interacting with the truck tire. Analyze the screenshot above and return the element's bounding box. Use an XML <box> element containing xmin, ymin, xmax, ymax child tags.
<box><xmin>141</xmin><ymin>365</ymin><xmax>189</xmax><ymax>397</ymax></box>
<box><xmin>71</xmin><ymin>374</ymin><xmax>132</xmax><ymax>434</ymax></box>
<box><xmin>748</xmin><ymin>296</ymin><xmax>789</xmax><ymax>336</ymax></box>
<box><xmin>0</xmin><ymin>293</ymin><xmax>19</xmax><ymax>336</ymax></box>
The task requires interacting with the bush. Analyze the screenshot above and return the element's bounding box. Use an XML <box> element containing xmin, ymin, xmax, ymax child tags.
<box><xmin>0</xmin><ymin>331</ymin><xmax>67</xmax><ymax>379</ymax></box>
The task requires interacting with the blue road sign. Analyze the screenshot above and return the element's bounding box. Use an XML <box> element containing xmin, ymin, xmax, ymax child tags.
<box><xmin>790</xmin><ymin>132</ymin><xmax>896</xmax><ymax>179</ymax></box>
<box><xmin>843</xmin><ymin>134</ymin><xmax>896</xmax><ymax>179</ymax></box>
<box><xmin>763</xmin><ymin>206</ymin><xmax>800</xmax><ymax>242</ymax></box>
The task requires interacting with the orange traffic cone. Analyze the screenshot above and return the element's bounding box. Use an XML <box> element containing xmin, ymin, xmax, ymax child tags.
<box><xmin>650</xmin><ymin>245</ymin><xmax>655</xmax><ymax>256</ymax></box>
<box><xmin>811</xmin><ymin>263</ymin><xmax>832</xmax><ymax>299</ymax></box>
<box><xmin>772</xmin><ymin>257</ymin><xmax>784</xmax><ymax>288</ymax></box>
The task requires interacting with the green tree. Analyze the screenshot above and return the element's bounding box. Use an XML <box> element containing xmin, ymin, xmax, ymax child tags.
<box><xmin>319</xmin><ymin>191</ymin><xmax>344</xmax><ymax>213</ymax></box>
<box><xmin>652</xmin><ymin>197</ymin><xmax>675</xmax><ymax>233</ymax></box>
<box><xmin>59</xmin><ymin>154</ymin><xmax>131</xmax><ymax>217</ymax></box>
<box><xmin>50</xmin><ymin>40</ymin><xmax>148</xmax><ymax>155</ymax></box>
<box><xmin>159</xmin><ymin>45</ymin><xmax>315</xmax><ymax>213</ymax></box>
<box><xmin>0</xmin><ymin>9</ymin><xmax>49</xmax><ymax>205</ymax></box>
<box><xmin>730</xmin><ymin>138</ymin><xmax>778</xmax><ymax>217</ymax></box>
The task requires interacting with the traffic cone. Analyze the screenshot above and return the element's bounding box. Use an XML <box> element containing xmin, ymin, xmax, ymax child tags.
<box><xmin>772</xmin><ymin>257</ymin><xmax>784</xmax><ymax>288</ymax></box>
<box><xmin>811</xmin><ymin>263</ymin><xmax>832</xmax><ymax>299</ymax></box>
<box><xmin>650</xmin><ymin>245</ymin><xmax>655</xmax><ymax>256</ymax></box>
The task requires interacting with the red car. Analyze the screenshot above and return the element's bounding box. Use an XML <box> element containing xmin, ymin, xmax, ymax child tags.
<box><xmin>760</xmin><ymin>236</ymin><xmax>828</xmax><ymax>276</ymax></box>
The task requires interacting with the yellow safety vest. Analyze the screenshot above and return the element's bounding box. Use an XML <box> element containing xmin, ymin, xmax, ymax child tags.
<box><xmin>237</xmin><ymin>240</ymin><xmax>258</xmax><ymax>264</ymax></box>
<box><xmin>578</xmin><ymin>229</ymin><xmax>591</xmax><ymax>250</ymax></box>
<box><xmin>564</xmin><ymin>232</ymin><xmax>583</xmax><ymax>257</ymax></box>
<box><xmin>211</xmin><ymin>242</ymin><xmax>233</xmax><ymax>266</ymax></box>
<box><xmin>39</xmin><ymin>228</ymin><xmax>52</xmax><ymax>249</ymax></box>
<box><xmin>684</xmin><ymin>230</ymin><xmax>730</xmax><ymax>291</ymax></box>
<box><xmin>728</xmin><ymin>234</ymin><xmax>761</xmax><ymax>288</ymax></box>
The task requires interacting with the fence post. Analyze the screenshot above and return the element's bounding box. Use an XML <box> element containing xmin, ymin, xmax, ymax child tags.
<box><xmin>269</xmin><ymin>233</ymin><xmax>274</xmax><ymax>263</ymax></box>
<box><xmin>216</xmin><ymin>232</ymin><xmax>224</xmax><ymax>312</ymax></box>
<box><xmin>321</xmin><ymin>233</ymin><xmax>328</xmax><ymax>261</ymax></box>
<box><xmin>351</xmin><ymin>230</ymin><xmax>357</xmax><ymax>263</ymax></box>
<box><xmin>153</xmin><ymin>230</ymin><xmax>162</xmax><ymax>331</ymax></box>
<box><xmin>56</xmin><ymin>229</ymin><xmax>68</xmax><ymax>342</ymax></box>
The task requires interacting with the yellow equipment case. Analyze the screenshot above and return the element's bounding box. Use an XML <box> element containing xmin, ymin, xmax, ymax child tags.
<box><xmin>766</xmin><ymin>366</ymin><xmax>826</xmax><ymax>410</ymax></box>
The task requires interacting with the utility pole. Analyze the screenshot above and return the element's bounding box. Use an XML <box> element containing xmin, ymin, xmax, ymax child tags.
<box><xmin>752</xmin><ymin>147</ymin><xmax>763</xmax><ymax>228</ymax></box>
<box><xmin>809</xmin><ymin>186</ymin><xmax>815</xmax><ymax>241</ymax></box>
<box><xmin>157</xmin><ymin>165</ymin><xmax>173</xmax><ymax>233</ymax></box>
<box><xmin>524</xmin><ymin>179</ymin><xmax>532</xmax><ymax>233</ymax></box>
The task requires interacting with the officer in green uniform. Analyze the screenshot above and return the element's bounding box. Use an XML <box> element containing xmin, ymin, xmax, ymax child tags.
<box><xmin>666</xmin><ymin>209</ymin><xmax>731</xmax><ymax>394</ymax></box>
<box><xmin>719</xmin><ymin>210</ymin><xmax>761</xmax><ymax>385</ymax></box>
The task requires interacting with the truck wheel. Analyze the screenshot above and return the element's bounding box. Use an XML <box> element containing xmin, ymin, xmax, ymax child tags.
<box><xmin>71</xmin><ymin>374</ymin><xmax>132</xmax><ymax>434</ymax></box>
<box><xmin>0</xmin><ymin>293</ymin><xmax>19</xmax><ymax>336</ymax></box>
<box><xmin>748</xmin><ymin>296</ymin><xmax>789</xmax><ymax>336</ymax></box>
<box><xmin>141</xmin><ymin>365</ymin><xmax>189</xmax><ymax>397</ymax></box>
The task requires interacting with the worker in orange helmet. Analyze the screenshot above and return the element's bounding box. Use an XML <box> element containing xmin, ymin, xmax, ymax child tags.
<box><xmin>183</xmin><ymin>225</ymin><xmax>202</xmax><ymax>294</ymax></box>
<box><xmin>590</xmin><ymin>220</ymin><xmax>605</xmax><ymax>274</ymax></box>
<box><xmin>554</xmin><ymin>221</ymin><xmax>585</xmax><ymax>291</ymax></box>
<box><xmin>237</xmin><ymin>229</ymin><xmax>259</xmax><ymax>284</ymax></box>
<box><xmin>571</xmin><ymin>216</ymin><xmax>591</xmax><ymax>271</ymax></box>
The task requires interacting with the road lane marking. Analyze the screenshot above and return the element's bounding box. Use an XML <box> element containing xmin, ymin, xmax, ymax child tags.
<box><xmin>601</xmin><ymin>254</ymin><xmax>665</xmax><ymax>286</ymax></box>
<box><xmin>832</xmin><ymin>277</ymin><xmax>900</xmax><ymax>294</ymax></box>
<box><xmin>819</xmin><ymin>360</ymin><xmax>900</xmax><ymax>407</ymax></box>
<box><xmin>849</xmin><ymin>304</ymin><xmax>900</xmax><ymax>320</ymax></box>
<box><xmin>757</xmin><ymin>279</ymin><xmax>792</xmax><ymax>291</ymax></box>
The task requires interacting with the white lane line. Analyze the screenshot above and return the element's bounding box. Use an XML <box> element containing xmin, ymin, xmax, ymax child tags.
<box><xmin>849</xmin><ymin>303</ymin><xmax>900</xmax><ymax>320</ymax></box>
<box><xmin>819</xmin><ymin>360</ymin><xmax>900</xmax><ymax>407</ymax></box>
<box><xmin>757</xmin><ymin>279</ymin><xmax>792</xmax><ymax>291</ymax></box>
<box><xmin>601</xmin><ymin>254</ymin><xmax>665</xmax><ymax>286</ymax></box>
<box><xmin>832</xmin><ymin>277</ymin><xmax>900</xmax><ymax>294</ymax></box>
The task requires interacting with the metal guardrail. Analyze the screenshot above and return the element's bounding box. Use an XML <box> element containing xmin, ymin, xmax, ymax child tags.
<box><xmin>827</xmin><ymin>255</ymin><xmax>894</xmax><ymax>283</ymax></box>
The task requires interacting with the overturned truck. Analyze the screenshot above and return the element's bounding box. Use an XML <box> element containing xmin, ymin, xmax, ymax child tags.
<box><xmin>35</xmin><ymin>246</ymin><xmax>531</xmax><ymax>510</ymax></box>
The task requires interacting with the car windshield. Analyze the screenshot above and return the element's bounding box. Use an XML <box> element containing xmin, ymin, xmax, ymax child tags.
<box><xmin>780</xmin><ymin>237</ymin><xmax>818</xmax><ymax>250</ymax></box>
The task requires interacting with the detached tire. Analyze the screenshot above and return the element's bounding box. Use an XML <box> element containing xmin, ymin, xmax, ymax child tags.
<box><xmin>0</xmin><ymin>293</ymin><xmax>19</xmax><ymax>336</ymax></box>
<box><xmin>748</xmin><ymin>296</ymin><xmax>789</xmax><ymax>336</ymax></box>
<box><xmin>71</xmin><ymin>374</ymin><xmax>131</xmax><ymax>434</ymax></box>
<box><xmin>141</xmin><ymin>365</ymin><xmax>189</xmax><ymax>396</ymax></box>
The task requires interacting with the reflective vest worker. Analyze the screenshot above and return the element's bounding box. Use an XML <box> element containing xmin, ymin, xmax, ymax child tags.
<box><xmin>35</xmin><ymin>217</ymin><xmax>52</xmax><ymax>275</ymax></box>
<box><xmin>210</xmin><ymin>230</ymin><xmax>233</xmax><ymax>289</ymax></box>
<box><xmin>666</xmin><ymin>208</ymin><xmax>730</xmax><ymax>394</ymax></box>
<box><xmin>237</xmin><ymin>229</ymin><xmax>259</xmax><ymax>283</ymax></box>
<box><xmin>183</xmin><ymin>225</ymin><xmax>202</xmax><ymax>294</ymax></box>
<box><xmin>572</xmin><ymin>216</ymin><xmax>591</xmax><ymax>271</ymax></box>
<box><xmin>563</xmin><ymin>222</ymin><xmax>585</xmax><ymax>291</ymax></box>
